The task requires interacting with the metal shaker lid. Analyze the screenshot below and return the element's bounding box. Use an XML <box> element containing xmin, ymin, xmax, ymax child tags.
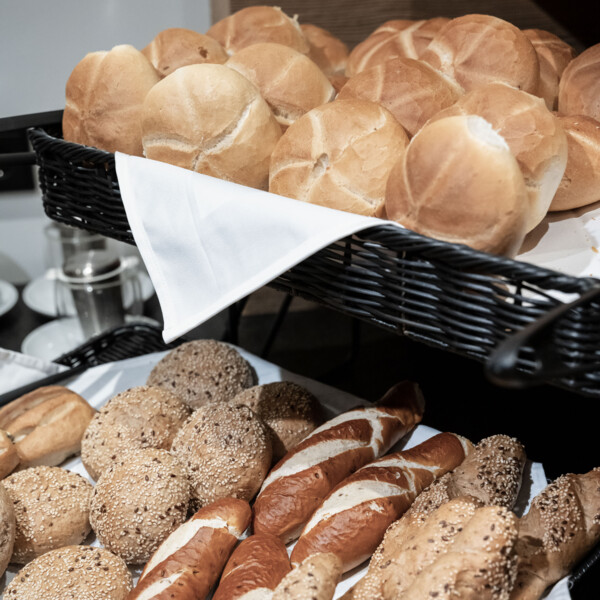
<box><xmin>61</xmin><ymin>249</ymin><xmax>122</xmax><ymax>283</ymax></box>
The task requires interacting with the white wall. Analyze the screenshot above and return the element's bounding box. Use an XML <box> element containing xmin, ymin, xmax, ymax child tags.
<box><xmin>0</xmin><ymin>0</ymin><xmax>212</xmax><ymax>284</ymax></box>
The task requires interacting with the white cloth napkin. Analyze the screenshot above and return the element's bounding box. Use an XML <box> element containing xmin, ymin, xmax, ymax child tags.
<box><xmin>0</xmin><ymin>347</ymin><xmax>67</xmax><ymax>394</ymax></box>
<box><xmin>116</xmin><ymin>153</ymin><xmax>395</xmax><ymax>342</ymax></box>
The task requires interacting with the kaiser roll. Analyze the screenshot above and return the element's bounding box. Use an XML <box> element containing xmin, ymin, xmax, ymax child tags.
<box><xmin>300</xmin><ymin>23</ymin><xmax>349</xmax><ymax>76</ymax></box>
<box><xmin>550</xmin><ymin>115</ymin><xmax>600</xmax><ymax>211</ymax></box>
<box><xmin>420</xmin><ymin>14</ymin><xmax>540</xmax><ymax>94</ymax></box>
<box><xmin>558</xmin><ymin>43</ymin><xmax>600</xmax><ymax>122</ymax></box>
<box><xmin>141</xmin><ymin>63</ymin><xmax>282</xmax><ymax>190</ymax></box>
<box><xmin>226</xmin><ymin>42</ymin><xmax>335</xmax><ymax>129</ymax></box>
<box><xmin>142</xmin><ymin>27</ymin><xmax>228</xmax><ymax>78</ymax></box>
<box><xmin>429</xmin><ymin>82</ymin><xmax>567</xmax><ymax>231</ymax></box>
<box><xmin>338</xmin><ymin>57</ymin><xmax>461</xmax><ymax>137</ymax></box>
<box><xmin>207</xmin><ymin>6</ymin><xmax>309</xmax><ymax>56</ymax></box>
<box><xmin>269</xmin><ymin>99</ymin><xmax>409</xmax><ymax>217</ymax></box>
<box><xmin>523</xmin><ymin>29</ymin><xmax>575</xmax><ymax>110</ymax></box>
<box><xmin>385</xmin><ymin>115</ymin><xmax>530</xmax><ymax>256</ymax></box>
<box><xmin>63</xmin><ymin>44</ymin><xmax>160</xmax><ymax>156</ymax></box>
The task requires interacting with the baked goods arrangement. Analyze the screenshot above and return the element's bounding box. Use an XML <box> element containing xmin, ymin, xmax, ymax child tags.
<box><xmin>0</xmin><ymin>340</ymin><xmax>598</xmax><ymax>599</ymax></box>
<box><xmin>61</xmin><ymin>6</ymin><xmax>600</xmax><ymax>258</ymax></box>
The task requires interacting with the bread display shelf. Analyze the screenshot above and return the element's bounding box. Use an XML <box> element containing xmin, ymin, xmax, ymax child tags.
<box><xmin>29</xmin><ymin>127</ymin><xmax>600</xmax><ymax>396</ymax></box>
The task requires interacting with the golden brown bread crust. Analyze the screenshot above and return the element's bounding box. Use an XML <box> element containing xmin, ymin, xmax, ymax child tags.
<box><xmin>213</xmin><ymin>533</ymin><xmax>291</xmax><ymax>600</ymax></box>
<box><xmin>523</xmin><ymin>29</ymin><xmax>575</xmax><ymax>110</ymax></box>
<box><xmin>225</xmin><ymin>42</ymin><xmax>335</xmax><ymax>128</ymax></box>
<box><xmin>252</xmin><ymin>381</ymin><xmax>424</xmax><ymax>543</ymax></box>
<box><xmin>549</xmin><ymin>115</ymin><xmax>600</xmax><ymax>211</ymax></box>
<box><xmin>63</xmin><ymin>44</ymin><xmax>160</xmax><ymax>156</ymax></box>
<box><xmin>0</xmin><ymin>482</ymin><xmax>15</xmax><ymax>578</ymax></box>
<box><xmin>142</xmin><ymin>27</ymin><xmax>228</xmax><ymax>78</ymax></box>
<box><xmin>301</xmin><ymin>23</ymin><xmax>349</xmax><ymax>76</ymax></box>
<box><xmin>0</xmin><ymin>429</ymin><xmax>19</xmax><ymax>479</ymax></box>
<box><xmin>420</xmin><ymin>14</ymin><xmax>540</xmax><ymax>94</ymax></box>
<box><xmin>558</xmin><ymin>43</ymin><xmax>600</xmax><ymax>122</ymax></box>
<box><xmin>269</xmin><ymin>99</ymin><xmax>409</xmax><ymax>217</ymax></box>
<box><xmin>207</xmin><ymin>6</ymin><xmax>309</xmax><ymax>56</ymax></box>
<box><xmin>510</xmin><ymin>468</ymin><xmax>600</xmax><ymax>600</ymax></box>
<box><xmin>141</xmin><ymin>64</ymin><xmax>282</xmax><ymax>190</ymax></box>
<box><xmin>290</xmin><ymin>432</ymin><xmax>472</xmax><ymax>572</ymax></box>
<box><xmin>385</xmin><ymin>114</ymin><xmax>530</xmax><ymax>257</ymax></box>
<box><xmin>428</xmin><ymin>83</ymin><xmax>568</xmax><ymax>232</ymax></box>
<box><xmin>338</xmin><ymin>57</ymin><xmax>461</xmax><ymax>137</ymax></box>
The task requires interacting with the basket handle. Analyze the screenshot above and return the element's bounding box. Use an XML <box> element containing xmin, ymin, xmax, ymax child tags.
<box><xmin>485</xmin><ymin>283</ymin><xmax>600</xmax><ymax>388</ymax></box>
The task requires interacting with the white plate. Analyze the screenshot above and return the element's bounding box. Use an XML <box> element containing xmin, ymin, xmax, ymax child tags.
<box><xmin>22</xmin><ymin>270</ymin><xmax>155</xmax><ymax>318</ymax></box>
<box><xmin>0</xmin><ymin>279</ymin><xmax>18</xmax><ymax>318</ymax></box>
<box><xmin>21</xmin><ymin>315</ymin><xmax>159</xmax><ymax>361</ymax></box>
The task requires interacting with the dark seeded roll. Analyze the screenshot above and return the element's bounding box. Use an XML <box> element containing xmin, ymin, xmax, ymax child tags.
<box><xmin>147</xmin><ymin>340</ymin><xmax>258</xmax><ymax>409</ymax></box>
<box><xmin>4</xmin><ymin>545</ymin><xmax>132</xmax><ymax>599</ymax></box>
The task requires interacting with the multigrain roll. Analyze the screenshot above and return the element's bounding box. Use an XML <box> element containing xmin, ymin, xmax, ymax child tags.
<box><xmin>142</xmin><ymin>27</ymin><xmax>228</xmax><ymax>78</ymax></box>
<box><xmin>171</xmin><ymin>402</ymin><xmax>272</xmax><ymax>507</ymax></box>
<box><xmin>429</xmin><ymin>82</ymin><xmax>568</xmax><ymax>231</ymax></box>
<box><xmin>90</xmin><ymin>448</ymin><xmax>190</xmax><ymax>564</ymax></box>
<box><xmin>226</xmin><ymin>43</ymin><xmax>335</xmax><ymax>129</ymax></box>
<box><xmin>558</xmin><ymin>43</ymin><xmax>600</xmax><ymax>122</ymax></box>
<box><xmin>0</xmin><ymin>482</ymin><xmax>15</xmax><ymax>578</ymax></box>
<box><xmin>63</xmin><ymin>44</ymin><xmax>160</xmax><ymax>156</ymax></box>
<box><xmin>147</xmin><ymin>340</ymin><xmax>258</xmax><ymax>409</ymax></box>
<box><xmin>141</xmin><ymin>63</ymin><xmax>282</xmax><ymax>190</ymax></box>
<box><xmin>385</xmin><ymin>115</ymin><xmax>530</xmax><ymax>256</ymax></box>
<box><xmin>231</xmin><ymin>381</ymin><xmax>322</xmax><ymax>462</ymax></box>
<box><xmin>420</xmin><ymin>14</ymin><xmax>540</xmax><ymax>94</ymax></box>
<box><xmin>81</xmin><ymin>385</ymin><xmax>190</xmax><ymax>480</ymax></box>
<box><xmin>4</xmin><ymin>545</ymin><xmax>133</xmax><ymax>600</ymax></box>
<box><xmin>338</xmin><ymin>57</ymin><xmax>461</xmax><ymax>137</ymax></box>
<box><xmin>207</xmin><ymin>6</ymin><xmax>309</xmax><ymax>56</ymax></box>
<box><xmin>269</xmin><ymin>99</ymin><xmax>409</xmax><ymax>217</ymax></box>
<box><xmin>301</xmin><ymin>23</ymin><xmax>349</xmax><ymax>76</ymax></box>
<box><xmin>550</xmin><ymin>115</ymin><xmax>600</xmax><ymax>211</ymax></box>
<box><xmin>4</xmin><ymin>466</ymin><xmax>93</xmax><ymax>563</ymax></box>
<box><xmin>523</xmin><ymin>29</ymin><xmax>575</xmax><ymax>110</ymax></box>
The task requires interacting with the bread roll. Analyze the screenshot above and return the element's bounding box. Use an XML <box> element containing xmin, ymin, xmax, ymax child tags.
<box><xmin>226</xmin><ymin>43</ymin><xmax>335</xmax><ymax>129</ymax></box>
<box><xmin>420</xmin><ymin>14</ymin><xmax>539</xmax><ymax>94</ymax></box>
<box><xmin>550</xmin><ymin>115</ymin><xmax>600</xmax><ymax>211</ymax></box>
<box><xmin>558</xmin><ymin>43</ymin><xmax>600</xmax><ymax>121</ymax></box>
<box><xmin>523</xmin><ymin>29</ymin><xmax>575</xmax><ymax>110</ymax></box>
<box><xmin>142</xmin><ymin>27</ymin><xmax>228</xmax><ymax>77</ymax></box>
<box><xmin>0</xmin><ymin>429</ymin><xmax>18</xmax><ymax>479</ymax></box>
<box><xmin>301</xmin><ymin>23</ymin><xmax>349</xmax><ymax>76</ymax></box>
<box><xmin>63</xmin><ymin>44</ymin><xmax>160</xmax><ymax>156</ymax></box>
<box><xmin>385</xmin><ymin>115</ymin><xmax>530</xmax><ymax>256</ymax></box>
<box><xmin>338</xmin><ymin>57</ymin><xmax>461</xmax><ymax>137</ymax></box>
<box><xmin>269</xmin><ymin>99</ymin><xmax>409</xmax><ymax>217</ymax></box>
<box><xmin>141</xmin><ymin>63</ymin><xmax>282</xmax><ymax>190</ymax></box>
<box><xmin>4</xmin><ymin>545</ymin><xmax>133</xmax><ymax>600</ymax></box>
<box><xmin>0</xmin><ymin>482</ymin><xmax>15</xmax><ymax>578</ymax></box>
<box><xmin>207</xmin><ymin>6</ymin><xmax>309</xmax><ymax>56</ymax></box>
<box><xmin>272</xmin><ymin>553</ymin><xmax>342</xmax><ymax>600</ymax></box>
<box><xmin>429</xmin><ymin>82</ymin><xmax>567</xmax><ymax>231</ymax></box>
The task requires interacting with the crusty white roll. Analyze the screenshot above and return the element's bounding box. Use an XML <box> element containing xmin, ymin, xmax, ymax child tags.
<box><xmin>141</xmin><ymin>63</ymin><xmax>282</xmax><ymax>190</ymax></box>
<box><xmin>523</xmin><ymin>29</ymin><xmax>575</xmax><ymax>110</ymax></box>
<box><xmin>338</xmin><ymin>57</ymin><xmax>461</xmax><ymax>137</ymax></box>
<box><xmin>63</xmin><ymin>44</ymin><xmax>160</xmax><ymax>156</ymax></box>
<box><xmin>420</xmin><ymin>14</ymin><xmax>539</xmax><ymax>94</ymax></box>
<box><xmin>291</xmin><ymin>432</ymin><xmax>472</xmax><ymax>572</ymax></box>
<box><xmin>385</xmin><ymin>115</ymin><xmax>530</xmax><ymax>256</ymax></box>
<box><xmin>345</xmin><ymin>18</ymin><xmax>449</xmax><ymax>76</ymax></box>
<box><xmin>429</xmin><ymin>82</ymin><xmax>568</xmax><ymax>231</ymax></box>
<box><xmin>0</xmin><ymin>385</ymin><xmax>96</xmax><ymax>469</ymax></box>
<box><xmin>213</xmin><ymin>533</ymin><xmax>291</xmax><ymax>600</ymax></box>
<box><xmin>273</xmin><ymin>552</ymin><xmax>342</xmax><ymax>600</ymax></box>
<box><xmin>0</xmin><ymin>429</ymin><xmax>18</xmax><ymax>479</ymax></box>
<box><xmin>301</xmin><ymin>23</ymin><xmax>349</xmax><ymax>76</ymax></box>
<box><xmin>129</xmin><ymin>498</ymin><xmax>251</xmax><ymax>600</ymax></box>
<box><xmin>253</xmin><ymin>381</ymin><xmax>424</xmax><ymax>543</ymax></box>
<box><xmin>207</xmin><ymin>6</ymin><xmax>309</xmax><ymax>56</ymax></box>
<box><xmin>269</xmin><ymin>99</ymin><xmax>409</xmax><ymax>217</ymax></box>
<box><xmin>0</xmin><ymin>482</ymin><xmax>15</xmax><ymax>578</ymax></box>
<box><xmin>226</xmin><ymin>43</ymin><xmax>335</xmax><ymax>128</ymax></box>
<box><xmin>550</xmin><ymin>115</ymin><xmax>600</xmax><ymax>211</ymax></box>
<box><xmin>558</xmin><ymin>43</ymin><xmax>600</xmax><ymax>121</ymax></box>
<box><xmin>142</xmin><ymin>27</ymin><xmax>228</xmax><ymax>78</ymax></box>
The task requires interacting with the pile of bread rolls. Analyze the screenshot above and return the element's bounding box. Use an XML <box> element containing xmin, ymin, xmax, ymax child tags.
<box><xmin>62</xmin><ymin>6</ymin><xmax>600</xmax><ymax>257</ymax></box>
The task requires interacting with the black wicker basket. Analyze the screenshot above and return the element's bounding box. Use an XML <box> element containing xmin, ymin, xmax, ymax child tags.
<box><xmin>28</xmin><ymin>127</ymin><xmax>600</xmax><ymax>396</ymax></box>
